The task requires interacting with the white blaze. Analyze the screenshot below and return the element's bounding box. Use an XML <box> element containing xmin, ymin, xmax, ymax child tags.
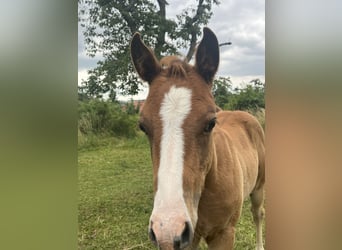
<box><xmin>153</xmin><ymin>86</ymin><xmax>192</xmax><ymax>211</ymax></box>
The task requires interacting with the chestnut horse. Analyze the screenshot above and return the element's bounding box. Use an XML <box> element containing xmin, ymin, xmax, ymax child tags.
<box><xmin>130</xmin><ymin>28</ymin><xmax>265</xmax><ymax>250</ymax></box>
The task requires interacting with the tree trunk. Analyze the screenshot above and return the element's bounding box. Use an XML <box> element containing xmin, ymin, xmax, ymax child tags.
<box><xmin>155</xmin><ymin>0</ymin><xmax>167</xmax><ymax>58</ymax></box>
<box><xmin>184</xmin><ymin>0</ymin><xmax>204</xmax><ymax>62</ymax></box>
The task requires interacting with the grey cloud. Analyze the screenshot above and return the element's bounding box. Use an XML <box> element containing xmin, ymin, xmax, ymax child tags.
<box><xmin>209</xmin><ymin>0</ymin><xmax>265</xmax><ymax>78</ymax></box>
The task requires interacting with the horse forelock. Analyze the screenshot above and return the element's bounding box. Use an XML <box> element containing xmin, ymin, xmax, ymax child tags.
<box><xmin>160</xmin><ymin>56</ymin><xmax>191</xmax><ymax>79</ymax></box>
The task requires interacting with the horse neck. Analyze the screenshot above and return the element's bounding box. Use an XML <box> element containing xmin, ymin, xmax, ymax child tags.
<box><xmin>204</xmin><ymin>136</ymin><xmax>218</xmax><ymax>180</ymax></box>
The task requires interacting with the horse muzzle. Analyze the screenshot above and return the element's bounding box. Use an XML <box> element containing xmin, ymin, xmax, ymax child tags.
<box><xmin>149</xmin><ymin>214</ymin><xmax>193</xmax><ymax>250</ymax></box>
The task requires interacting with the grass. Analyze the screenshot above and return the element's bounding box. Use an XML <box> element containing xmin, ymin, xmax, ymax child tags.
<box><xmin>78</xmin><ymin>135</ymin><xmax>265</xmax><ymax>249</ymax></box>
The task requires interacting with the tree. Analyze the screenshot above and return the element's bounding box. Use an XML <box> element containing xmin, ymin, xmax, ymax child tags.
<box><xmin>225</xmin><ymin>79</ymin><xmax>265</xmax><ymax>111</ymax></box>
<box><xmin>212</xmin><ymin>77</ymin><xmax>233</xmax><ymax>109</ymax></box>
<box><xmin>79</xmin><ymin>0</ymin><xmax>220</xmax><ymax>100</ymax></box>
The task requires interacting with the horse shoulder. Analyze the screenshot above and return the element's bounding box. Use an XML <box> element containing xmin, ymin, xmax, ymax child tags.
<box><xmin>215</xmin><ymin>110</ymin><xmax>265</xmax><ymax>195</ymax></box>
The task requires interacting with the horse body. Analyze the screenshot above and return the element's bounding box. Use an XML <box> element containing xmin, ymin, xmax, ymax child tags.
<box><xmin>130</xmin><ymin>27</ymin><xmax>265</xmax><ymax>250</ymax></box>
<box><xmin>195</xmin><ymin>111</ymin><xmax>265</xmax><ymax>249</ymax></box>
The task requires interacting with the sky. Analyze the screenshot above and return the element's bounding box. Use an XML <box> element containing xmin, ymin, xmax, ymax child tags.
<box><xmin>78</xmin><ymin>0</ymin><xmax>265</xmax><ymax>100</ymax></box>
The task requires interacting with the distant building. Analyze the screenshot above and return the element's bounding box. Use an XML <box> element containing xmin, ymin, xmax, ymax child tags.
<box><xmin>120</xmin><ymin>99</ymin><xmax>145</xmax><ymax>113</ymax></box>
<box><xmin>133</xmin><ymin>100</ymin><xmax>145</xmax><ymax>112</ymax></box>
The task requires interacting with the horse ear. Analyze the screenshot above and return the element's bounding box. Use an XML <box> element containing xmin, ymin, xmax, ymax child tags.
<box><xmin>195</xmin><ymin>27</ymin><xmax>219</xmax><ymax>84</ymax></box>
<box><xmin>130</xmin><ymin>33</ymin><xmax>161</xmax><ymax>84</ymax></box>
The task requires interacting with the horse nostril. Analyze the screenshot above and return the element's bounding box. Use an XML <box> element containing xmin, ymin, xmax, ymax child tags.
<box><xmin>173</xmin><ymin>221</ymin><xmax>192</xmax><ymax>249</ymax></box>
<box><xmin>181</xmin><ymin>221</ymin><xmax>191</xmax><ymax>245</ymax></box>
<box><xmin>149</xmin><ymin>225</ymin><xmax>157</xmax><ymax>245</ymax></box>
<box><xmin>173</xmin><ymin>236</ymin><xmax>181</xmax><ymax>250</ymax></box>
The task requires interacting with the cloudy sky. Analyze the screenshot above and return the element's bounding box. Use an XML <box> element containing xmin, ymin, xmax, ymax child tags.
<box><xmin>78</xmin><ymin>0</ymin><xmax>265</xmax><ymax>100</ymax></box>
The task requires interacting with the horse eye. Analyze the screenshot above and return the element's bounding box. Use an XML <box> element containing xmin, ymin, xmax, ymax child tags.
<box><xmin>139</xmin><ymin>123</ymin><xmax>147</xmax><ymax>134</ymax></box>
<box><xmin>204</xmin><ymin>118</ymin><xmax>216</xmax><ymax>133</ymax></box>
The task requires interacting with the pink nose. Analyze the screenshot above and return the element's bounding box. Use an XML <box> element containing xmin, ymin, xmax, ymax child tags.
<box><xmin>149</xmin><ymin>217</ymin><xmax>193</xmax><ymax>249</ymax></box>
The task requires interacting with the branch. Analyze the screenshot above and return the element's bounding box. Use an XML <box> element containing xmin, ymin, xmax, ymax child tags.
<box><xmin>219</xmin><ymin>42</ymin><xmax>232</xmax><ymax>47</ymax></box>
<box><xmin>185</xmin><ymin>0</ymin><xmax>205</xmax><ymax>62</ymax></box>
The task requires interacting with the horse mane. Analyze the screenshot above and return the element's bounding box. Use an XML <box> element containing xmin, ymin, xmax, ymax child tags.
<box><xmin>160</xmin><ymin>56</ymin><xmax>190</xmax><ymax>79</ymax></box>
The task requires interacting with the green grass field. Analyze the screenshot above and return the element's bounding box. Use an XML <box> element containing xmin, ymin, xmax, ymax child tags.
<box><xmin>78</xmin><ymin>135</ymin><xmax>265</xmax><ymax>249</ymax></box>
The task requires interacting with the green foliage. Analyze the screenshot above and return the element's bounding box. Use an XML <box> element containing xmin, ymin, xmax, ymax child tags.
<box><xmin>78</xmin><ymin>99</ymin><xmax>139</xmax><ymax>139</ymax></box>
<box><xmin>213</xmin><ymin>78</ymin><xmax>265</xmax><ymax>112</ymax></box>
<box><xmin>212</xmin><ymin>77</ymin><xmax>233</xmax><ymax>109</ymax></box>
<box><xmin>79</xmin><ymin>0</ymin><xmax>220</xmax><ymax>99</ymax></box>
<box><xmin>125</xmin><ymin>99</ymin><xmax>140</xmax><ymax>115</ymax></box>
<box><xmin>225</xmin><ymin>79</ymin><xmax>265</xmax><ymax>112</ymax></box>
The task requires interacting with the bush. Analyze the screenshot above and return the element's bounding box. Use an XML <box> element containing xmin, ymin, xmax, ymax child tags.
<box><xmin>78</xmin><ymin>100</ymin><xmax>138</xmax><ymax>138</ymax></box>
<box><xmin>212</xmin><ymin>78</ymin><xmax>265</xmax><ymax>129</ymax></box>
<box><xmin>224</xmin><ymin>79</ymin><xmax>265</xmax><ymax>112</ymax></box>
<box><xmin>213</xmin><ymin>78</ymin><xmax>265</xmax><ymax>112</ymax></box>
<box><xmin>212</xmin><ymin>77</ymin><xmax>233</xmax><ymax>109</ymax></box>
